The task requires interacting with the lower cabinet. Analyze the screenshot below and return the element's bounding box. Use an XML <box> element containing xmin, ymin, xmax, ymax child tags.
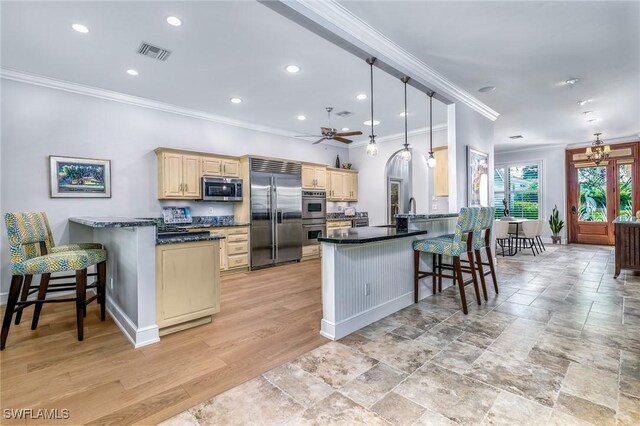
<box><xmin>327</xmin><ymin>220</ymin><xmax>353</xmax><ymax>232</ymax></box>
<box><xmin>302</xmin><ymin>245</ymin><xmax>321</xmax><ymax>261</ymax></box>
<box><xmin>156</xmin><ymin>240</ymin><xmax>220</xmax><ymax>336</ymax></box>
<box><xmin>197</xmin><ymin>226</ymin><xmax>250</xmax><ymax>274</ymax></box>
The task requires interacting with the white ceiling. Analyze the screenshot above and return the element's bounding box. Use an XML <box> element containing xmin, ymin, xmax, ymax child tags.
<box><xmin>341</xmin><ymin>0</ymin><xmax>640</xmax><ymax>151</ymax></box>
<box><xmin>0</xmin><ymin>1</ymin><xmax>448</xmax><ymax>145</ymax></box>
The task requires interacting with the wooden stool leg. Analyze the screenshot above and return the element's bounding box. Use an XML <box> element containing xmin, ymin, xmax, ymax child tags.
<box><xmin>98</xmin><ymin>261</ymin><xmax>107</xmax><ymax>321</ymax></box>
<box><xmin>453</xmin><ymin>257</ymin><xmax>468</xmax><ymax>314</ymax></box>
<box><xmin>474</xmin><ymin>249</ymin><xmax>489</xmax><ymax>301</ymax></box>
<box><xmin>467</xmin><ymin>251</ymin><xmax>482</xmax><ymax>306</ymax></box>
<box><xmin>431</xmin><ymin>253</ymin><xmax>437</xmax><ymax>295</ymax></box>
<box><xmin>31</xmin><ymin>273</ymin><xmax>51</xmax><ymax>330</ymax></box>
<box><xmin>485</xmin><ymin>246</ymin><xmax>499</xmax><ymax>294</ymax></box>
<box><xmin>413</xmin><ymin>250</ymin><xmax>420</xmax><ymax>303</ymax></box>
<box><xmin>438</xmin><ymin>254</ymin><xmax>443</xmax><ymax>292</ymax></box>
<box><xmin>14</xmin><ymin>275</ymin><xmax>33</xmax><ymax>325</ymax></box>
<box><xmin>76</xmin><ymin>269</ymin><xmax>87</xmax><ymax>341</ymax></box>
<box><xmin>1</xmin><ymin>275</ymin><xmax>24</xmax><ymax>350</ymax></box>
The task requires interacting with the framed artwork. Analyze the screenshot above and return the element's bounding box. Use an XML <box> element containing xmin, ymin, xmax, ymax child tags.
<box><xmin>467</xmin><ymin>146</ymin><xmax>489</xmax><ymax>207</ymax></box>
<box><xmin>49</xmin><ymin>155</ymin><xmax>111</xmax><ymax>198</ymax></box>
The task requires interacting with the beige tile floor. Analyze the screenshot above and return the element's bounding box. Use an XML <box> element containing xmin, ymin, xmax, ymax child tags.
<box><xmin>161</xmin><ymin>244</ymin><xmax>640</xmax><ymax>426</ymax></box>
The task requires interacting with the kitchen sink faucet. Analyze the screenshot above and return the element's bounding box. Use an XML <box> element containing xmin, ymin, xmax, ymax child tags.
<box><xmin>409</xmin><ymin>197</ymin><xmax>416</xmax><ymax>215</ymax></box>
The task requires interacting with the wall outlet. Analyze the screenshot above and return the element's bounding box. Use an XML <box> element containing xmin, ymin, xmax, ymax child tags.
<box><xmin>432</xmin><ymin>203</ymin><xmax>439</xmax><ymax>211</ymax></box>
<box><xmin>364</xmin><ymin>283</ymin><xmax>371</xmax><ymax>296</ymax></box>
<box><xmin>109</xmin><ymin>277</ymin><xmax>114</xmax><ymax>290</ymax></box>
<box><xmin>208</xmin><ymin>207</ymin><xmax>215</xmax><ymax>214</ymax></box>
<box><xmin>338</xmin><ymin>205</ymin><xmax>343</xmax><ymax>212</ymax></box>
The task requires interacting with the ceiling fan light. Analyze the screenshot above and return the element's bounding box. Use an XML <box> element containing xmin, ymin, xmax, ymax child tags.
<box><xmin>427</xmin><ymin>153</ymin><xmax>436</xmax><ymax>168</ymax></box>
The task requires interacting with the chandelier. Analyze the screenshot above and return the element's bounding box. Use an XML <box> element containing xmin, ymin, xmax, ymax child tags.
<box><xmin>585</xmin><ymin>133</ymin><xmax>610</xmax><ymax>165</ymax></box>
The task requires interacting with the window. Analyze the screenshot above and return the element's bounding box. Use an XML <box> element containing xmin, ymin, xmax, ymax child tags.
<box><xmin>493</xmin><ymin>162</ymin><xmax>542</xmax><ymax>220</ymax></box>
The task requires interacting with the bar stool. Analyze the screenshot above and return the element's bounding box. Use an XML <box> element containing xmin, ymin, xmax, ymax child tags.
<box><xmin>14</xmin><ymin>213</ymin><xmax>103</xmax><ymax>325</ymax></box>
<box><xmin>467</xmin><ymin>207</ymin><xmax>499</xmax><ymax>301</ymax></box>
<box><xmin>413</xmin><ymin>207</ymin><xmax>482</xmax><ymax>314</ymax></box>
<box><xmin>2</xmin><ymin>212</ymin><xmax>108</xmax><ymax>350</ymax></box>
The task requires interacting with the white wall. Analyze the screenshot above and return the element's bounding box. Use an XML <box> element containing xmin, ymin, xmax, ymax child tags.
<box><xmin>349</xmin><ymin>129</ymin><xmax>448</xmax><ymax>226</ymax></box>
<box><xmin>0</xmin><ymin>80</ymin><xmax>349</xmax><ymax>294</ymax></box>
<box><xmin>495</xmin><ymin>146</ymin><xmax>566</xmax><ymax>239</ymax></box>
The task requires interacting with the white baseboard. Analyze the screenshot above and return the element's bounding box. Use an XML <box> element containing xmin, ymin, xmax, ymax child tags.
<box><xmin>105</xmin><ymin>295</ymin><xmax>159</xmax><ymax>348</ymax></box>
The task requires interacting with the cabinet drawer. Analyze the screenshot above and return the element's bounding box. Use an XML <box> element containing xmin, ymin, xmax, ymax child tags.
<box><xmin>226</xmin><ymin>227</ymin><xmax>249</xmax><ymax>236</ymax></box>
<box><xmin>227</xmin><ymin>233</ymin><xmax>248</xmax><ymax>243</ymax></box>
<box><xmin>302</xmin><ymin>245</ymin><xmax>320</xmax><ymax>257</ymax></box>
<box><xmin>227</xmin><ymin>241</ymin><xmax>249</xmax><ymax>255</ymax></box>
<box><xmin>228</xmin><ymin>253</ymin><xmax>249</xmax><ymax>269</ymax></box>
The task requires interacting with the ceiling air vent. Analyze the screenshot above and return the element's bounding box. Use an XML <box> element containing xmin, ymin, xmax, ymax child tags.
<box><xmin>335</xmin><ymin>110</ymin><xmax>354</xmax><ymax>117</ymax></box>
<box><xmin>137</xmin><ymin>42</ymin><xmax>171</xmax><ymax>61</ymax></box>
<box><xmin>509</xmin><ymin>135</ymin><xmax>524</xmax><ymax>139</ymax></box>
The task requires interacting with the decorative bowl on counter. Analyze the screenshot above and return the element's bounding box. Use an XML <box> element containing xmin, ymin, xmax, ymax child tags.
<box><xmin>341</xmin><ymin>163</ymin><xmax>352</xmax><ymax>169</ymax></box>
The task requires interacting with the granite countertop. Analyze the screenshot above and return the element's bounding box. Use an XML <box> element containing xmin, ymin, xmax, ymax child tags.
<box><xmin>178</xmin><ymin>223</ymin><xmax>250</xmax><ymax>229</ymax></box>
<box><xmin>318</xmin><ymin>226</ymin><xmax>428</xmax><ymax>244</ymax></box>
<box><xmin>394</xmin><ymin>213</ymin><xmax>459</xmax><ymax>220</ymax></box>
<box><xmin>613</xmin><ymin>215</ymin><xmax>640</xmax><ymax>225</ymax></box>
<box><xmin>326</xmin><ymin>217</ymin><xmax>357</xmax><ymax>222</ymax></box>
<box><xmin>70</xmin><ymin>217</ymin><xmax>157</xmax><ymax>228</ymax></box>
<box><xmin>156</xmin><ymin>233</ymin><xmax>225</xmax><ymax>245</ymax></box>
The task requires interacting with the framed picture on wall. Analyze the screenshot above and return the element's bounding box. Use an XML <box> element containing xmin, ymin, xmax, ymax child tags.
<box><xmin>467</xmin><ymin>146</ymin><xmax>489</xmax><ymax>207</ymax></box>
<box><xmin>49</xmin><ymin>155</ymin><xmax>111</xmax><ymax>198</ymax></box>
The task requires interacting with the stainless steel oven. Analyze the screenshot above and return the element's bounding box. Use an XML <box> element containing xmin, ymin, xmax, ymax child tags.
<box><xmin>302</xmin><ymin>191</ymin><xmax>326</xmax><ymax>220</ymax></box>
<box><xmin>303</xmin><ymin>218</ymin><xmax>325</xmax><ymax>246</ymax></box>
<box><xmin>201</xmin><ymin>176</ymin><xmax>243</xmax><ymax>201</ymax></box>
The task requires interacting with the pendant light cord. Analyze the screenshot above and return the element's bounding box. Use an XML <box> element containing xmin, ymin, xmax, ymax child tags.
<box><xmin>404</xmin><ymin>79</ymin><xmax>408</xmax><ymax>148</ymax></box>
<box><xmin>429</xmin><ymin>92</ymin><xmax>434</xmax><ymax>154</ymax></box>
<box><xmin>370</xmin><ymin>60</ymin><xmax>375</xmax><ymax>139</ymax></box>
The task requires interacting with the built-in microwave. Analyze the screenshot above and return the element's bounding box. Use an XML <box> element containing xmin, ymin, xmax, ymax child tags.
<box><xmin>201</xmin><ymin>176</ymin><xmax>243</xmax><ymax>201</ymax></box>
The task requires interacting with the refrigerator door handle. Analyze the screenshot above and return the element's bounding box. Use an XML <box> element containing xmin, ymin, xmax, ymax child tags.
<box><xmin>269</xmin><ymin>178</ymin><xmax>276</xmax><ymax>260</ymax></box>
<box><xmin>277</xmin><ymin>210</ymin><xmax>283</xmax><ymax>224</ymax></box>
<box><xmin>273</xmin><ymin>177</ymin><xmax>279</xmax><ymax>260</ymax></box>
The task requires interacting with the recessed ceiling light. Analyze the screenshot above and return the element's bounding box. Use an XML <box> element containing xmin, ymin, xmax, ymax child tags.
<box><xmin>166</xmin><ymin>16</ymin><xmax>182</xmax><ymax>26</ymax></box>
<box><xmin>72</xmin><ymin>24</ymin><xmax>89</xmax><ymax>33</ymax></box>
<box><xmin>230</xmin><ymin>97</ymin><xmax>242</xmax><ymax>104</ymax></box>
<box><xmin>478</xmin><ymin>86</ymin><xmax>496</xmax><ymax>93</ymax></box>
<box><xmin>126</xmin><ymin>69</ymin><xmax>139</xmax><ymax>76</ymax></box>
<box><xmin>286</xmin><ymin>65</ymin><xmax>301</xmax><ymax>73</ymax></box>
<box><xmin>297</xmin><ymin>115</ymin><xmax>306</xmax><ymax>121</ymax></box>
<box><xmin>356</xmin><ymin>93</ymin><xmax>367</xmax><ymax>100</ymax></box>
<box><xmin>576</xmin><ymin>100</ymin><xmax>591</xmax><ymax>106</ymax></box>
<box><xmin>583</xmin><ymin>111</ymin><xmax>594</xmax><ymax>115</ymax></box>
<box><xmin>565</xmin><ymin>77</ymin><xmax>580</xmax><ymax>85</ymax></box>
<box><xmin>588</xmin><ymin>118</ymin><xmax>599</xmax><ymax>123</ymax></box>
<box><xmin>341</xmin><ymin>127</ymin><xmax>350</xmax><ymax>131</ymax></box>
<box><xmin>363</xmin><ymin>120</ymin><xmax>380</xmax><ymax>126</ymax></box>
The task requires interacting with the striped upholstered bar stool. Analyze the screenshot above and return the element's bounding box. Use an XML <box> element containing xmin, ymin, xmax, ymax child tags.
<box><xmin>467</xmin><ymin>207</ymin><xmax>499</xmax><ymax>301</ymax></box>
<box><xmin>1</xmin><ymin>212</ymin><xmax>108</xmax><ymax>350</ymax></box>
<box><xmin>413</xmin><ymin>207</ymin><xmax>482</xmax><ymax>314</ymax></box>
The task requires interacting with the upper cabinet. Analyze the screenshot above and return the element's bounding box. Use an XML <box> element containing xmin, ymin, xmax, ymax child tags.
<box><xmin>156</xmin><ymin>150</ymin><xmax>201</xmax><ymax>199</ymax></box>
<box><xmin>327</xmin><ymin>168</ymin><xmax>358</xmax><ymax>201</ymax></box>
<box><xmin>433</xmin><ymin>147</ymin><xmax>448</xmax><ymax>197</ymax></box>
<box><xmin>155</xmin><ymin>148</ymin><xmax>241</xmax><ymax>199</ymax></box>
<box><xmin>302</xmin><ymin>163</ymin><xmax>327</xmax><ymax>190</ymax></box>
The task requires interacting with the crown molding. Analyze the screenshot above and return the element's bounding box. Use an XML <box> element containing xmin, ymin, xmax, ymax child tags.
<box><xmin>263</xmin><ymin>0</ymin><xmax>499</xmax><ymax>122</ymax></box>
<box><xmin>495</xmin><ymin>134</ymin><xmax>639</xmax><ymax>155</ymax></box>
<box><xmin>348</xmin><ymin>124</ymin><xmax>447</xmax><ymax>148</ymax></box>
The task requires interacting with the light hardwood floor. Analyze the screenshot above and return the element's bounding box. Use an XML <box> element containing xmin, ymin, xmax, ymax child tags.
<box><xmin>0</xmin><ymin>259</ymin><xmax>327</xmax><ymax>425</ymax></box>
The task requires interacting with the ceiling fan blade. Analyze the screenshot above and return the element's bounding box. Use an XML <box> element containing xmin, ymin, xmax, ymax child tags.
<box><xmin>333</xmin><ymin>137</ymin><xmax>353</xmax><ymax>144</ymax></box>
<box><xmin>335</xmin><ymin>131</ymin><xmax>362</xmax><ymax>137</ymax></box>
<box><xmin>312</xmin><ymin>137</ymin><xmax>328</xmax><ymax>145</ymax></box>
<box><xmin>295</xmin><ymin>134</ymin><xmax>324</xmax><ymax>138</ymax></box>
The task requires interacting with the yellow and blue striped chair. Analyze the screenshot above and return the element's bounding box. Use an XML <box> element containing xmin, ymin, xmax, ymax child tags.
<box><xmin>469</xmin><ymin>207</ymin><xmax>499</xmax><ymax>300</ymax></box>
<box><xmin>413</xmin><ymin>207</ymin><xmax>482</xmax><ymax>314</ymax></box>
<box><xmin>2</xmin><ymin>212</ymin><xmax>108</xmax><ymax>350</ymax></box>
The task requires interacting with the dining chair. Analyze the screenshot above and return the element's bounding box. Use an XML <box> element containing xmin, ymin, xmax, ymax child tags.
<box><xmin>494</xmin><ymin>220</ymin><xmax>511</xmax><ymax>256</ymax></box>
<box><xmin>515</xmin><ymin>220</ymin><xmax>539</xmax><ymax>256</ymax></box>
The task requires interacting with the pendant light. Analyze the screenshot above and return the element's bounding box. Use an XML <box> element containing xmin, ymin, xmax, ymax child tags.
<box><xmin>400</xmin><ymin>77</ymin><xmax>412</xmax><ymax>161</ymax></box>
<box><xmin>427</xmin><ymin>92</ymin><xmax>436</xmax><ymax>168</ymax></box>
<box><xmin>365</xmin><ymin>57</ymin><xmax>378</xmax><ymax>157</ymax></box>
<box><xmin>585</xmin><ymin>133</ymin><xmax>610</xmax><ymax>165</ymax></box>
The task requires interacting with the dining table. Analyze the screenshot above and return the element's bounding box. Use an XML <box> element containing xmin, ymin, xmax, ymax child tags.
<box><xmin>502</xmin><ymin>218</ymin><xmax>528</xmax><ymax>256</ymax></box>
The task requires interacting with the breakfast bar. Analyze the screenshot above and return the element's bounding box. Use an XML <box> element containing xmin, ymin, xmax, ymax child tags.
<box><xmin>318</xmin><ymin>214</ymin><xmax>457</xmax><ymax>340</ymax></box>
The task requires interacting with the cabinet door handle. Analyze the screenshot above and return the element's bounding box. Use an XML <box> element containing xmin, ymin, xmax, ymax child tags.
<box><xmin>223</xmin><ymin>164</ymin><xmax>227</xmax><ymax>175</ymax></box>
<box><xmin>185</xmin><ymin>183</ymin><xmax>188</xmax><ymax>192</ymax></box>
<box><xmin>219</xmin><ymin>164</ymin><xmax>222</xmax><ymax>174</ymax></box>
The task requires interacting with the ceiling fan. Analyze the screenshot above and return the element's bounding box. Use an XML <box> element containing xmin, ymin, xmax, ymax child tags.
<box><xmin>295</xmin><ymin>107</ymin><xmax>363</xmax><ymax>144</ymax></box>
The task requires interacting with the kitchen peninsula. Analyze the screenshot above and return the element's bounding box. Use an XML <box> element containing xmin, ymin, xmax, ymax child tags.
<box><xmin>69</xmin><ymin>216</ymin><xmax>225</xmax><ymax>347</ymax></box>
<box><xmin>318</xmin><ymin>214</ymin><xmax>458</xmax><ymax>340</ymax></box>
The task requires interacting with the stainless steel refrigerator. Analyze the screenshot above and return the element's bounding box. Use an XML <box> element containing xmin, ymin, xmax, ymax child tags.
<box><xmin>250</xmin><ymin>157</ymin><xmax>303</xmax><ymax>268</ymax></box>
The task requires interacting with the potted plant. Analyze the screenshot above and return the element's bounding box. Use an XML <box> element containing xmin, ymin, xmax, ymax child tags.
<box><xmin>549</xmin><ymin>205</ymin><xmax>564</xmax><ymax>244</ymax></box>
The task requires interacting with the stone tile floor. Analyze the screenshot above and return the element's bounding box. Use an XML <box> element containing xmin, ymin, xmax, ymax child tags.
<box><xmin>161</xmin><ymin>244</ymin><xmax>640</xmax><ymax>425</ymax></box>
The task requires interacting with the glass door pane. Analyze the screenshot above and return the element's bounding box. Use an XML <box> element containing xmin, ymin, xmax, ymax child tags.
<box><xmin>619</xmin><ymin>163</ymin><xmax>633</xmax><ymax>218</ymax></box>
<box><xmin>578</xmin><ymin>166</ymin><xmax>607</xmax><ymax>222</ymax></box>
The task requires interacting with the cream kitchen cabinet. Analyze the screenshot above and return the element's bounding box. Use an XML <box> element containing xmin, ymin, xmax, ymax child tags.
<box><xmin>326</xmin><ymin>220</ymin><xmax>352</xmax><ymax>232</ymax></box>
<box><xmin>156</xmin><ymin>239</ymin><xmax>220</xmax><ymax>335</ymax></box>
<box><xmin>201</xmin><ymin>156</ymin><xmax>240</xmax><ymax>178</ymax></box>
<box><xmin>327</xmin><ymin>169</ymin><xmax>358</xmax><ymax>201</ymax></box>
<box><xmin>187</xmin><ymin>226</ymin><xmax>250</xmax><ymax>274</ymax></box>
<box><xmin>302</xmin><ymin>163</ymin><xmax>327</xmax><ymax>190</ymax></box>
<box><xmin>433</xmin><ymin>147</ymin><xmax>448</xmax><ymax>197</ymax></box>
<box><xmin>156</xmin><ymin>150</ymin><xmax>201</xmax><ymax>199</ymax></box>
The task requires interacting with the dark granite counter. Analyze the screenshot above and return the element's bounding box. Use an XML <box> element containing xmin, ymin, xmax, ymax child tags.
<box><xmin>394</xmin><ymin>213</ymin><xmax>459</xmax><ymax>220</ymax></box>
<box><xmin>178</xmin><ymin>223</ymin><xmax>249</xmax><ymax>229</ymax></box>
<box><xmin>319</xmin><ymin>226</ymin><xmax>428</xmax><ymax>244</ymax></box>
<box><xmin>156</xmin><ymin>233</ymin><xmax>225</xmax><ymax>246</ymax></box>
<box><xmin>613</xmin><ymin>215</ymin><xmax>640</xmax><ymax>225</ymax></box>
<box><xmin>69</xmin><ymin>217</ymin><xmax>156</xmax><ymax>228</ymax></box>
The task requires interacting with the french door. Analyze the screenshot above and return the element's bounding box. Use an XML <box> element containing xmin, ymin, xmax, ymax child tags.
<box><xmin>566</xmin><ymin>142</ymin><xmax>639</xmax><ymax>244</ymax></box>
